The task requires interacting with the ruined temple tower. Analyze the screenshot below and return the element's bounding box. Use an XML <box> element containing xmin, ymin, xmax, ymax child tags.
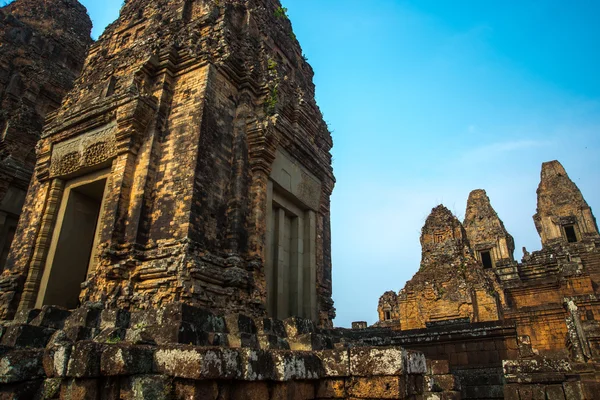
<box><xmin>534</xmin><ymin>160</ymin><xmax>599</xmax><ymax>247</ymax></box>
<box><xmin>0</xmin><ymin>0</ymin><xmax>92</xmax><ymax>269</ymax></box>
<box><xmin>0</xmin><ymin>0</ymin><xmax>335</xmax><ymax>326</ymax></box>
<box><xmin>464</xmin><ymin>189</ymin><xmax>515</xmax><ymax>268</ymax></box>
<box><xmin>386</xmin><ymin>205</ymin><xmax>502</xmax><ymax>330</ymax></box>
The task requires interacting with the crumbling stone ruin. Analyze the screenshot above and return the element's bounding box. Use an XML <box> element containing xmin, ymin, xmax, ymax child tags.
<box><xmin>0</xmin><ymin>0</ymin><xmax>92</xmax><ymax>270</ymax></box>
<box><xmin>389</xmin><ymin>204</ymin><xmax>503</xmax><ymax>331</ymax></box>
<box><xmin>377</xmin><ymin>160</ymin><xmax>600</xmax><ymax>398</ymax></box>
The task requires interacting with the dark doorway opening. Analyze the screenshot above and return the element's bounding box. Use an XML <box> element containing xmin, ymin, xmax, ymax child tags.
<box><xmin>40</xmin><ymin>178</ymin><xmax>106</xmax><ymax>309</ymax></box>
<box><xmin>564</xmin><ymin>225</ymin><xmax>578</xmax><ymax>243</ymax></box>
<box><xmin>480</xmin><ymin>251</ymin><xmax>493</xmax><ymax>269</ymax></box>
<box><xmin>384</xmin><ymin>311</ymin><xmax>391</xmax><ymax>320</ymax></box>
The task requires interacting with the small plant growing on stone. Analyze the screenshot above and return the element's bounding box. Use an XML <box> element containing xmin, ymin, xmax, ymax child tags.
<box><xmin>274</xmin><ymin>6</ymin><xmax>288</xmax><ymax>19</ymax></box>
<box><xmin>267</xmin><ymin>57</ymin><xmax>277</xmax><ymax>71</ymax></box>
<box><xmin>105</xmin><ymin>336</ymin><xmax>122</xmax><ymax>344</ymax></box>
<box><xmin>134</xmin><ymin>322</ymin><xmax>147</xmax><ymax>330</ymax></box>
<box><xmin>265</xmin><ymin>85</ymin><xmax>279</xmax><ymax>115</ymax></box>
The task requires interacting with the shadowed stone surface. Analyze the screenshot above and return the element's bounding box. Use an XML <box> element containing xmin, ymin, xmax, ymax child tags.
<box><xmin>0</xmin><ymin>0</ymin><xmax>92</xmax><ymax>272</ymax></box>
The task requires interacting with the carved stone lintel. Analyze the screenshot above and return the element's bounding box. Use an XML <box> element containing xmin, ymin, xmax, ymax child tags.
<box><xmin>49</xmin><ymin>124</ymin><xmax>117</xmax><ymax>178</ymax></box>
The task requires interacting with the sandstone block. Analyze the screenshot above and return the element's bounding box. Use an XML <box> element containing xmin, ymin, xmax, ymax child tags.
<box><xmin>43</xmin><ymin>335</ymin><xmax>73</xmax><ymax>378</ymax></box>
<box><xmin>346</xmin><ymin>376</ymin><xmax>404</xmax><ymax>399</ymax></box>
<box><xmin>270</xmin><ymin>350</ymin><xmax>323</xmax><ymax>381</ymax></box>
<box><xmin>519</xmin><ymin>384</ymin><xmax>546</xmax><ymax>400</ymax></box>
<box><xmin>0</xmin><ymin>324</ymin><xmax>54</xmax><ymax>348</ymax></box>
<box><xmin>66</xmin><ymin>341</ymin><xmax>103</xmax><ymax>378</ymax></box>
<box><xmin>238</xmin><ymin>348</ymin><xmax>276</xmax><ymax>381</ymax></box>
<box><xmin>30</xmin><ymin>306</ymin><xmax>71</xmax><ymax>330</ymax></box>
<box><xmin>129</xmin><ymin>309</ymin><xmax>157</xmax><ymax>330</ymax></box>
<box><xmin>229</xmin><ymin>382</ymin><xmax>269</xmax><ymax>400</ymax></box>
<box><xmin>350</xmin><ymin>347</ymin><xmax>425</xmax><ymax>377</ymax></box>
<box><xmin>224</xmin><ymin>314</ymin><xmax>257</xmax><ymax>335</ymax></box>
<box><xmin>100</xmin><ymin>344</ymin><xmax>154</xmax><ymax>376</ymax></box>
<box><xmin>289</xmin><ymin>333</ymin><xmax>332</xmax><ymax>351</ymax></box>
<box><xmin>258</xmin><ymin>334</ymin><xmax>290</xmax><ymax>350</ymax></box>
<box><xmin>63</xmin><ymin>326</ymin><xmax>95</xmax><ymax>342</ymax></box>
<box><xmin>226</xmin><ymin>332</ymin><xmax>259</xmax><ymax>349</ymax></box>
<box><xmin>63</xmin><ymin>307</ymin><xmax>102</xmax><ymax>330</ymax></box>
<box><xmin>271</xmin><ymin>382</ymin><xmax>315</xmax><ymax>400</ymax></box>
<box><xmin>283</xmin><ymin>317</ymin><xmax>315</xmax><ymax>338</ymax></box>
<box><xmin>158</xmin><ymin>303</ymin><xmax>226</xmax><ymax>333</ymax></box>
<box><xmin>12</xmin><ymin>309</ymin><xmax>41</xmax><ymax>325</ymax></box>
<box><xmin>0</xmin><ymin>349</ymin><xmax>44</xmax><ymax>384</ymax></box>
<box><xmin>316</xmin><ymin>379</ymin><xmax>346</xmax><ymax>398</ymax></box>
<box><xmin>120</xmin><ymin>375</ymin><xmax>172</xmax><ymax>400</ymax></box>
<box><xmin>504</xmin><ymin>384</ymin><xmax>520</xmax><ymax>400</ymax></box>
<box><xmin>0</xmin><ymin>380</ymin><xmax>44</xmax><ymax>400</ymax></box>
<box><xmin>154</xmin><ymin>346</ymin><xmax>242</xmax><ymax>380</ymax></box>
<box><xmin>60</xmin><ymin>378</ymin><xmax>99</xmax><ymax>400</ymax></box>
<box><xmin>545</xmin><ymin>385</ymin><xmax>566</xmax><ymax>400</ymax></box>
<box><xmin>93</xmin><ymin>328</ymin><xmax>126</xmax><ymax>344</ymax></box>
<box><xmin>174</xmin><ymin>380</ymin><xmax>218</xmax><ymax>400</ymax></box>
<box><xmin>316</xmin><ymin>349</ymin><xmax>350</xmax><ymax>377</ymax></box>
<box><xmin>426</xmin><ymin>360</ymin><xmax>449</xmax><ymax>375</ymax></box>
<box><xmin>41</xmin><ymin>378</ymin><xmax>62</xmax><ymax>399</ymax></box>
<box><xmin>257</xmin><ymin>318</ymin><xmax>287</xmax><ymax>338</ymax></box>
<box><xmin>424</xmin><ymin>374</ymin><xmax>460</xmax><ymax>392</ymax></box>
<box><xmin>350</xmin><ymin>347</ymin><xmax>404</xmax><ymax>377</ymax></box>
<box><xmin>100</xmin><ymin>309</ymin><xmax>131</xmax><ymax>330</ymax></box>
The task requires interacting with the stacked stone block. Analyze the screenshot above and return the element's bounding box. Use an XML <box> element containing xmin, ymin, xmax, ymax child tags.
<box><xmin>0</xmin><ymin>303</ymin><xmax>433</xmax><ymax>399</ymax></box>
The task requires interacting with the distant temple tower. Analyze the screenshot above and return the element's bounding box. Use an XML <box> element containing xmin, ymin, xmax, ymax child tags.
<box><xmin>0</xmin><ymin>0</ymin><xmax>335</xmax><ymax>326</ymax></box>
<box><xmin>464</xmin><ymin>189</ymin><xmax>515</xmax><ymax>269</ymax></box>
<box><xmin>0</xmin><ymin>0</ymin><xmax>91</xmax><ymax>270</ymax></box>
<box><xmin>393</xmin><ymin>205</ymin><xmax>501</xmax><ymax>330</ymax></box>
<box><xmin>534</xmin><ymin>160</ymin><xmax>599</xmax><ymax>247</ymax></box>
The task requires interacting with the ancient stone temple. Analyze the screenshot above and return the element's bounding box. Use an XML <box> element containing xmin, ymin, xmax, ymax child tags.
<box><xmin>1</xmin><ymin>0</ymin><xmax>599</xmax><ymax>397</ymax></box>
<box><xmin>0</xmin><ymin>0</ymin><xmax>335</xmax><ymax>326</ymax></box>
<box><xmin>0</xmin><ymin>0</ymin><xmax>92</xmax><ymax>270</ymax></box>
<box><xmin>375</xmin><ymin>160</ymin><xmax>600</xmax><ymax>399</ymax></box>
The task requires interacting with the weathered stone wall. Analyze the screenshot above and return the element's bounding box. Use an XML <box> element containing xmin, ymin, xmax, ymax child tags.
<box><xmin>0</xmin><ymin>0</ymin><xmax>91</xmax><ymax>270</ymax></box>
<box><xmin>0</xmin><ymin>303</ymin><xmax>438</xmax><ymax>400</ymax></box>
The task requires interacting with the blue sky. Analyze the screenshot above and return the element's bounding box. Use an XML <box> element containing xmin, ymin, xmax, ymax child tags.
<box><xmin>46</xmin><ymin>1</ymin><xmax>600</xmax><ymax>326</ymax></box>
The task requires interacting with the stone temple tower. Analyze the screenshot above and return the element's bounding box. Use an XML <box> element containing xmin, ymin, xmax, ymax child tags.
<box><xmin>0</xmin><ymin>0</ymin><xmax>335</xmax><ymax>327</ymax></box>
<box><xmin>396</xmin><ymin>205</ymin><xmax>502</xmax><ymax>330</ymax></box>
<box><xmin>464</xmin><ymin>189</ymin><xmax>515</xmax><ymax>269</ymax></box>
<box><xmin>533</xmin><ymin>160</ymin><xmax>599</xmax><ymax>248</ymax></box>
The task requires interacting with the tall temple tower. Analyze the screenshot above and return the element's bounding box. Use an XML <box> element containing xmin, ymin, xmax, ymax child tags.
<box><xmin>0</xmin><ymin>0</ymin><xmax>335</xmax><ymax>327</ymax></box>
<box><xmin>534</xmin><ymin>160</ymin><xmax>599</xmax><ymax>247</ymax></box>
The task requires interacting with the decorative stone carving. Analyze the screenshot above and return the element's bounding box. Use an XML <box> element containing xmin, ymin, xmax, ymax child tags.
<box><xmin>49</xmin><ymin>124</ymin><xmax>117</xmax><ymax>177</ymax></box>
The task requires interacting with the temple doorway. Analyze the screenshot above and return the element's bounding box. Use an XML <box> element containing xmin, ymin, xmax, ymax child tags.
<box><xmin>36</xmin><ymin>172</ymin><xmax>109</xmax><ymax>309</ymax></box>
